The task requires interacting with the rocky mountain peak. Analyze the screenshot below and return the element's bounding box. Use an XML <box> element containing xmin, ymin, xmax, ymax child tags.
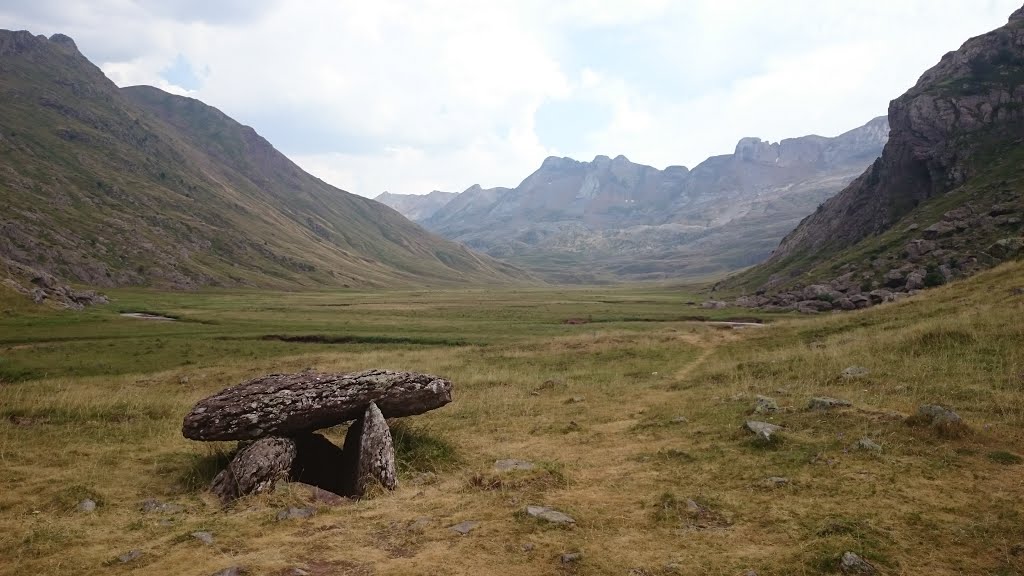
<box><xmin>540</xmin><ymin>156</ymin><xmax>578</xmax><ymax>170</ymax></box>
<box><xmin>48</xmin><ymin>33</ymin><xmax>79</xmax><ymax>53</ymax></box>
<box><xmin>1010</xmin><ymin>4</ymin><xmax>1024</xmax><ymax>21</ymax></box>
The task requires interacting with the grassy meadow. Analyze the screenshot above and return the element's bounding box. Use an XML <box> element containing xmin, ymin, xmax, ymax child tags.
<box><xmin>1</xmin><ymin>264</ymin><xmax>1023</xmax><ymax>575</ymax></box>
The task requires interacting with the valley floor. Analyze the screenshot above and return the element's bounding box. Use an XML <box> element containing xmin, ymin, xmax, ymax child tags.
<box><xmin>1</xmin><ymin>267</ymin><xmax>1022</xmax><ymax>575</ymax></box>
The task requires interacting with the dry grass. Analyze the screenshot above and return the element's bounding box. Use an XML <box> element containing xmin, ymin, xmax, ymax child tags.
<box><xmin>1</xmin><ymin>264</ymin><xmax>1023</xmax><ymax>575</ymax></box>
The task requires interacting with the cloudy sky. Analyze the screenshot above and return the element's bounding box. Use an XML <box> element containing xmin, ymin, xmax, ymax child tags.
<box><xmin>2</xmin><ymin>1</ymin><xmax>1019</xmax><ymax>197</ymax></box>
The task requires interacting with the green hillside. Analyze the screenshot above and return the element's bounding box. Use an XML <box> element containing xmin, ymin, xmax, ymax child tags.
<box><xmin>0</xmin><ymin>31</ymin><xmax>529</xmax><ymax>291</ymax></box>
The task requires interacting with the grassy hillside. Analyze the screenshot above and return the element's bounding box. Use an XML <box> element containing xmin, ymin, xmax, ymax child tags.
<box><xmin>0</xmin><ymin>31</ymin><xmax>528</xmax><ymax>290</ymax></box>
<box><xmin>1</xmin><ymin>264</ymin><xmax>1022</xmax><ymax>574</ymax></box>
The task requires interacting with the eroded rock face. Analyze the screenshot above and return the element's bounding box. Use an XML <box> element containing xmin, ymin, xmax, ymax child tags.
<box><xmin>182</xmin><ymin>370</ymin><xmax>452</xmax><ymax>441</ymax></box>
<box><xmin>210</xmin><ymin>437</ymin><xmax>297</xmax><ymax>503</ymax></box>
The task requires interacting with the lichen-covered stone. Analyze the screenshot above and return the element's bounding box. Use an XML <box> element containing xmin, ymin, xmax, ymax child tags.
<box><xmin>182</xmin><ymin>369</ymin><xmax>452</xmax><ymax>441</ymax></box>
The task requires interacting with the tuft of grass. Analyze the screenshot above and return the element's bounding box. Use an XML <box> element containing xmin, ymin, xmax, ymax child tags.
<box><xmin>390</xmin><ymin>420</ymin><xmax>460</xmax><ymax>474</ymax></box>
<box><xmin>987</xmin><ymin>450</ymin><xmax>1023</xmax><ymax>465</ymax></box>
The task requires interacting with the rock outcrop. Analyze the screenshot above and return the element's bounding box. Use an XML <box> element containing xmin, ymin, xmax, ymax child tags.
<box><xmin>729</xmin><ymin>7</ymin><xmax>1024</xmax><ymax>304</ymax></box>
<box><xmin>184</xmin><ymin>370</ymin><xmax>452</xmax><ymax>502</ymax></box>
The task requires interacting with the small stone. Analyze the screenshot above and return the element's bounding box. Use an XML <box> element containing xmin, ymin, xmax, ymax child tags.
<box><xmin>407</xmin><ymin>517</ymin><xmax>431</xmax><ymax>532</ymax></box>
<box><xmin>526</xmin><ymin>505</ymin><xmax>576</xmax><ymax>525</ymax></box>
<box><xmin>670</xmin><ymin>416</ymin><xmax>689</xmax><ymax>424</ymax></box>
<box><xmin>450</xmin><ymin>520</ymin><xmax>480</xmax><ymax>535</ymax></box>
<box><xmin>117</xmin><ymin>550</ymin><xmax>142</xmax><ymax>563</ymax></box>
<box><xmin>495</xmin><ymin>459</ymin><xmax>536</xmax><ymax>472</ymax></box>
<box><xmin>744</xmin><ymin>420</ymin><xmax>782</xmax><ymax>441</ymax></box>
<box><xmin>565</xmin><ymin>396</ymin><xmax>585</xmax><ymax>404</ymax></box>
<box><xmin>522</xmin><ymin>543</ymin><xmax>535</xmax><ymax>552</ymax></box>
<box><xmin>77</xmin><ymin>499</ymin><xmax>96</xmax><ymax>513</ymax></box>
<box><xmin>841</xmin><ymin>366</ymin><xmax>870</xmax><ymax>378</ymax></box>
<box><xmin>761</xmin><ymin>476</ymin><xmax>790</xmax><ymax>488</ymax></box>
<box><xmin>560</xmin><ymin>552</ymin><xmax>582</xmax><ymax>564</ymax></box>
<box><xmin>856</xmin><ymin>438</ymin><xmax>882</xmax><ymax>452</ymax></box>
<box><xmin>140</xmin><ymin>498</ymin><xmax>183</xmax><ymax>514</ymax></box>
<box><xmin>210</xmin><ymin>568</ymin><xmax>246</xmax><ymax>576</ymax></box>
<box><xmin>276</xmin><ymin>507</ymin><xmax>316</xmax><ymax>521</ymax></box>
<box><xmin>839</xmin><ymin>551</ymin><xmax>876</xmax><ymax>574</ymax></box>
<box><xmin>191</xmin><ymin>531</ymin><xmax>214</xmax><ymax>545</ymax></box>
<box><xmin>753</xmin><ymin>395</ymin><xmax>778</xmax><ymax>414</ymax></box>
<box><xmin>808</xmin><ymin>397</ymin><xmax>853</xmax><ymax>411</ymax></box>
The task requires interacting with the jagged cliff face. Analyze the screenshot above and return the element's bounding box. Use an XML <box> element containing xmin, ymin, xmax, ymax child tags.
<box><xmin>414</xmin><ymin>118</ymin><xmax>887</xmax><ymax>282</ymax></box>
<box><xmin>725</xmin><ymin>7</ymin><xmax>1024</xmax><ymax>303</ymax></box>
<box><xmin>769</xmin><ymin>10</ymin><xmax>1024</xmax><ymax>264</ymax></box>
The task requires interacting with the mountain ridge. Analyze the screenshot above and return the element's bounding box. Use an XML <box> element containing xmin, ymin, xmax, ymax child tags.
<box><xmin>0</xmin><ymin>29</ymin><xmax>531</xmax><ymax>295</ymax></box>
<box><xmin>376</xmin><ymin>116</ymin><xmax>888</xmax><ymax>282</ymax></box>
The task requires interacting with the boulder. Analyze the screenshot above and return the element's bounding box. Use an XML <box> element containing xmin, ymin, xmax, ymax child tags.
<box><xmin>904</xmin><ymin>239</ymin><xmax>936</xmax><ymax>260</ymax></box>
<box><xmin>210</xmin><ymin>437</ymin><xmax>297</xmax><ymax>503</ymax></box>
<box><xmin>849</xmin><ymin>294</ymin><xmax>871</xmax><ymax>309</ymax></box>
<box><xmin>182</xmin><ymin>369</ymin><xmax>452</xmax><ymax>441</ymax></box>
<box><xmin>526</xmin><ymin>505</ymin><xmax>575</xmax><ymax>525</ymax></box>
<box><xmin>343</xmin><ymin>401</ymin><xmax>397</xmax><ymax>497</ymax></box>
<box><xmin>450</xmin><ymin>520</ymin><xmax>480</xmax><ymax>535</ymax></box>
<box><xmin>797</xmin><ymin>299</ymin><xmax>833</xmax><ymax>313</ymax></box>
<box><xmin>868</xmin><ymin>289</ymin><xmax>893</xmax><ymax>304</ymax></box>
<box><xmin>744</xmin><ymin>420</ymin><xmax>782</xmax><ymax>441</ymax></box>
<box><xmin>905</xmin><ymin>272</ymin><xmax>925</xmax><ymax>291</ymax></box>
<box><xmin>808</xmin><ymin>397</ymin><xmax>853</xmax><ymax>411</ymax></box>
<box><xmin>907</xmin><ymin>404</ymin><xmax>968</xmax><ymax>437</ymax></box>
<box><xmin>836</xmin><ymin>298</ymin><xmax>856</xmax><ymax>311</ymax></box>
<box><xmin>495</xmin><ymin>459</ymin><xmax>536</xmax><ymax>472</ymax></box>
<box><xmin>802</xmin><ymin>284</ymin><xmax>833</xmax><ymax>300</ymax></box>
<box><xmin>883</xmin><ymin>269</ymin><xmax>906</xmax><ymax>288</ymax></box>
<box><xmin>922</xmin><ymin>221</ymin><xmax>957</xmax><ymax>239</ymax></box>
<box><xmin>701</xmin><ymin>300</ymin><xmax>728</xmax><ymax>309</ymax></box>
<box><xmin>839</xmin><ymin>551</ymin><xmax>876</xmax><ymax>575</ymax></box>
<box><xmin>753</xmin><ymin>395</ymin><xmax>778</xmax><ymax>414</ymax></box>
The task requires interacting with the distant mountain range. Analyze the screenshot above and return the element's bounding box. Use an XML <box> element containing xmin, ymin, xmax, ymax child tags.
<box><xmin>0</xmin><ymin>30</ymin><xmax>529</xmax><ymax>295</ymax></box>
<box><xmin>724</xmin><ymin>6</ymin><xmax>1024</xmax><ymax>307</ymax></box>
<box><xmin>377</xmin><ymin>117</ymin><xmax>889</xmax><ymax>282</ymax></box>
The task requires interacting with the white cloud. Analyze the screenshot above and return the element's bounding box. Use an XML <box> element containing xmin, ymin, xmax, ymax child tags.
<box><xmin>0</xmin><ymin>0</ymin><xmax>1020</xmax><ymax>196</ymax></box>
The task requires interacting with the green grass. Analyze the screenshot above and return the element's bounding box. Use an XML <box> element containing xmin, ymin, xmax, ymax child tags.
<box><xmin>0</xmin><ymin>264</ymin><xmax>1022</xmax><ymax>575</ymax></box>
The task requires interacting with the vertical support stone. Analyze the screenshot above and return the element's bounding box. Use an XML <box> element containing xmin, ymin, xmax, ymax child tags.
<box><xmin>342</xmin><ymin>401</ymin><xmax>398</xmax><ymax>497</ymax></box>
<box><xmin>210</xmin><ymin>436</ymin><xmax>297</xmax><ymax>503</ymax></box>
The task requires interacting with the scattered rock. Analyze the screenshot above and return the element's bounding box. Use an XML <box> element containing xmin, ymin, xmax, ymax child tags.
<box><xmin>744</xmin><ymin>420</ymin><xmax>782</xmax><ymax>441</ymax></box>
<box><xmin>560</xmin><ymin>552</ymin><xmax>582</xmax><ymax>564</ymax></box>
<box><xmin>753</xmin><ymin>395</ymin><xmax>778</xmax><ymax>414</ymax></box>
<box><xmin>907</xmin><ymin>404</ymin><xmax>968</xmax><ymax>436</ymax></box>
<box><xmin>191</xmin><ymin>531</ymin><xmax>215</xmax><ymax>545</ymax></box>
<box><xmin>839</xmin><ymin>551</ymin><xmax>876</xmax><ymax>575</ymax></box>
<box><xmin>117</xmin><ymin>550</ymin><xmax>142</xmax><ymax>563</ymax></box>
<box><xmin>808</xmin><ymin>397</ymin><xmax>853</xmax><ymax>411</ymax></box>
<box><xmin>841</xmin><ymin>366</ymin><xmax>870</xmax><ymax>378</ymax></box>
<box><xmin>526</xmin><ymin>505</ymin><xmax>575</xmax><ymax>525</ymax></box>
<box><xmin>211</xmin><ymin>437</ymin><xmax>298</xmax><ymax>503</ymax></box>
<box><xmin>182</xmin><ymin>369</ymin><xmax>453</xmax><ymax>441</ymax></box>
<box><xmin>761</xmin><ymin>476</ymin><xmax>790</xmax><ymax>488</ymax></box>
<box><xmin>407</xmin><ymin>517</ymin><xmax>431</xmax><ymax>532</ymax></box>
<box><xmin>856</xmin><ymin>438</ymin><xmax>882</xmax><ymax>452</ymax></box>
<box><xmin>76</xmin><ymin>498</ymin><xmax>96</xmax><ymax>513</ymax></box>
<box><xmin>276</xmin><ymin>507</ymin><xmax>316</xmax><ymax>521</ymax></box>
<box><xmin>450</xmin><ymin>520</ymin><xmax>480</xmax><ymax>535</ymax></box>
<box><xmin>140</xmin><ymin>498</ymin><xmax>184</xmax><ymax>514</ymax></box>
<box><xmin>495</xmin><ymin>459</ymin><xmax>536</xmax><ymax>472</ymax></box>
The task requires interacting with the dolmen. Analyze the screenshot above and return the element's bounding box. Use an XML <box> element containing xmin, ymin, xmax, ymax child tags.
<box><xmin>181</xmin><ymin>369</ymin><xmax>452</xmax><ymax>503</ymax></box>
